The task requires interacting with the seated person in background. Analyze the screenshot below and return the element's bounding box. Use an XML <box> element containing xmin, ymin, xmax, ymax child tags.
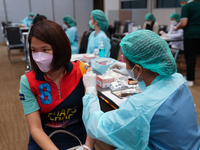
<box><xmin>160</xmin><ymin>12</ymin><xmax>183</xmax><ymax>51</ymax></box>
<box><xmin>63</xmin><ymin>15</ymin><xmax>79</xmax><ymax>54</ymax></box>
<box><xmin>86</xmin><ymin>9</ymin><xmax>111</xmax><ymax>57</ymax></box>
<box><xmin>33</xmin><ymin>14</ymin><xmax>47</xmax><ymax>24</ymax></box>
<box><xmin>143</xmin><ymin>13</ymin><xmax>159</xmax><ymax>34</ymax></box>
<box><xmin>21</xmin><ymin>12</ymin><xmax>34</xmax><ymax>26</ymax></box>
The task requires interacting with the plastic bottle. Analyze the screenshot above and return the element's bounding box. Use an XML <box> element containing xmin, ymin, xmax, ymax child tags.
<box><xmin>99</xmin><ymin>41</ymin><xmax>105</xmax><ymax>57</ymax></box>
<box><xmin>120</xmin><ymin>54</ymin><xmax>124</xmax><ymax>62</ymax></box>
<box><xmin>94</xmin><ymin>46</ymin><xmax>99</xmax><ymax>56</ymax></box>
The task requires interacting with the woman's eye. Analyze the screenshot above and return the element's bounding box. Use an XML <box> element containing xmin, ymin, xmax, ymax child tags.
<box><xmin>32</xmin><ymin>49</ymin><xmax>36</xmax><ymax>52</ymax></box>
<box><xmin>44</xmin><ymin>49</ymin><xmax>48</xmax><ymax>52</ymax></box>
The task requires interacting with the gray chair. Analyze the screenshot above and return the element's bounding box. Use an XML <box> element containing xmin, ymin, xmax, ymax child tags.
<box><xmin>170</xmin><ymin>48</ymin><xmax>179</xmax><ymax>61</ymax></box>
<box><xmin>110</xmin><ymin>38</ymin><xmax>121</xmax><ymax>60</ymax></box>
<box><xmin>5</xmin><ymin>26</ymin><xmax>24</xmax><ymax>61</ymax></box>
<box><xmin>1</xmin><ymin>21</ymin><xmax>12</xmax><ymax>43</ymax></box>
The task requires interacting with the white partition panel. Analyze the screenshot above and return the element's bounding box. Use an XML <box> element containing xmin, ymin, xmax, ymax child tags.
<box><xmin>5</xmin><ymin>0</ymin><xmax>30</xmax><ymax>23</ymax></box>
<box><xmin>54</xmin><ymin>0</ymin><xmax>74</xmax><ymax>25</ymax></box>
<box><xmin>74</xmin><ymin>0</ymin><xmax>93</xmax><ymax>37</ymax></box>
<box><xmin>0</xmin><ymin>0</ymin><xmax>6</xmax><ymax>42</ymax></box>
<box><xmin>30</xmin><ymin>0</ymin><xmax>53</xmax><ymax>21</ymax></box>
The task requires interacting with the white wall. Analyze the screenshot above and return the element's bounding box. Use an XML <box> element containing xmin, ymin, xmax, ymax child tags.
<box><xmin>104</xmin><ymin>0</ymin><xmax>119</xmax><ymax>24</ymax></box>
<box><xmin>31</xmin><ymin>0</ymin><xmax>54</xmax><ymax>21</ymax></box>
<box><xmin>5</xmin><ymin>0</ymin><xmax>30</xmax><ymax>23</ymax></box>
<box><xmin>54</xmin><ymin>0</ymin><xmax>74</xmax><ymax>25</ymax></box>
<box><xmin>0</xmin><ymin>0</ymin><xmax>93</xmax><ymax>42</ymax></box>
<box><xmin>74</xmin><ymin>0</ymin><xmax>93</xmax><ymax>37</ymax></box>
<box><xmin>152</xmin><ymin>8</ymin><xmax>181</xmax><ymax>26</ymax></box>
<box><xmin>0</xmin><ymin>0</ymin><xmax>6</xmax><ymax>42</ymax></box>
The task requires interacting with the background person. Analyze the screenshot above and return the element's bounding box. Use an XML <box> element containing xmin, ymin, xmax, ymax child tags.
<box><xmin>19</xmin><ymin>20</ymin><xmax>95</xmax><ymax>150</ymax></box>
<box><xmin>82</xmin><ymin>30</ymin><xmax>200</xmax><ymax>149</ymax></box>
<box><xmin>143</xmin><ymin>13</ymin><xmax>159</xmax><ymax>34</ymax></box>
<box><xmin>174</xmin><ymin>0</ymin><xmax>200</xmax><ymax>86</ymax></box>
<box><xmin>86</xmin><ymin>9</ymin><xmax>111</xmax><ymax>57</ymax></box>
<box><xmin>63</xmin><ymin>15</ymin><xmax>79</xmax><ymax>54</ymax></box>
<box><xmin>21</xmin><ymin>12</ymin><xmax>34</xmax><ymax>26</ymax></box>
<box><xmin>160</xmin><ymin>12</ymin><xmax>184</xmax><ymax>51</ymax></box>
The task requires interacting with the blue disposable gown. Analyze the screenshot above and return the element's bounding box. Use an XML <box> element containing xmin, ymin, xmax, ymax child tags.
<box><xmin>82</xmin><ymin>73</ymin><xmax>200</xmax><ymax>150</ymax></box>
<box><xmin>65</xmin><ymin>26</ymin><xmax>79</xmax><ymax>54</ymax></box>
<box><xmin>21</xmin><ymin>17</ymin><xmax>33</xmax><ymax>25</ymax></box>
<box><xmin>86</xmin><ymin>31</ymin><xmax>111</xmax><ymax>57</ymax></box>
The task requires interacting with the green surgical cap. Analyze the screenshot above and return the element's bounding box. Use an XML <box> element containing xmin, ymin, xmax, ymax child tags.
<box><xmin>145</xmin><ymin>13</ymin><xmax>156</xmax><ymax>22</ymax></box>
<box><xmin>62</xmin><ymin>15</ymin><xmax>76</xmax><ymax>27</ymax></box>
<box><xmin>120</xmin><ymin>30</ymin><xmax>177</xmax><ymax>75</ymax></box>
<box><xmin>170</xmin><ymin>12</ymin><xmax>181</xmax><ymax>22</ymax></box>
<box><xmin>91</xmin><ymin>9</ymin><xmax>108</xmax><ymax>31</ymax></box>
<box><xmin>29</xmin><ymin>12</ymin><xmax>34</xmax><ymax>16</ymax></box>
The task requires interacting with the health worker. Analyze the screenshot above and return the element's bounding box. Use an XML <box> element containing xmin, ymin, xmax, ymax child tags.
<box><xmin>21</xmin><ymin>12</ymin><xmax>34</xmax><ymax>26</ymax></box>
<box><xmin>160</xmin><ymin>12</ymin><xmax>184</xmax><ymax>51</ymax></box>
<box><xmin>63</xmin><ymin>15</ymin><xmax>79</xmax><ymax>54</ymax></box>
<box><xmin>174</xmin><ymin>0</ymin><xmax>200</xmax><ymax>86</ymax></box>
<box><xmin>86</xmin><ymin>9</ymin><xmax>111</xmax><ymax>57</ymax></box>
<box><xmin>143</xmin><ymin>13</ymin><xmax>159</xmax><ymax>34</ymax></box>
<box><xmin>82</xmin><ymin>30</ymin><xmax>200</xmax><ymax>150</ymax></box>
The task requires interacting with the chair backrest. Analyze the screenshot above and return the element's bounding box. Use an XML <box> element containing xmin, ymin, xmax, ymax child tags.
<box><xmin>123</xmin><ymin>20</ymin><xmax>131</xmax><ymax>33</ymax></box>
<box><xmin>113</xmin><ymin>20</ymin><xmax>120</xmax><ymax>33</ymax></box>
<box><xmin>6</xmin><ymin>26</ymin><xmax>22</xmax><ymax>45</ymax></box>
<box><xmin>79</xmin><ymin>30</ymin><xmax>91</xmax><ymax>54</ymax></box>
<box><xmin>170</xmin><ymin>48</ymin><xmax>179</xmax><ymax>60</ymax></box>
<box><xmin>110</xmin><ymin>38</ymin><xmax>121</xmax><ymax>60</ymax></box>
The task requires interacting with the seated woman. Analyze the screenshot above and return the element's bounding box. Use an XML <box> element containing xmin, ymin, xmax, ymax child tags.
<box><xmin>63</xmin><ymin>15</ymin><xmax>79</xmax><ymax>54</ymax></box>
<box><xmin>143</xmin><ymin>13</ymin><xmax>159</xmax><ymax>34</ymax></box>
<box><xmin>86</xmin><ymin>9</ymin><xmax>111</xmax><ymax>57</ymax></box>
<box><xmin>19</xmin><ymin>20</ymin><xmax>95</xmax><ymax>150</ymax></box>
<box><xmin>160</xmin><ymin>12</ymin><xmax>184</xmax><ymax>52</ymax></box>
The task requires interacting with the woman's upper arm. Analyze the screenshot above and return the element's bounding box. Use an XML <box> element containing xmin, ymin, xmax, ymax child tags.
<box><xmin>20</xmin><ymin>75</ymin><xmax>40</xmax><ymax>115</ymax></box>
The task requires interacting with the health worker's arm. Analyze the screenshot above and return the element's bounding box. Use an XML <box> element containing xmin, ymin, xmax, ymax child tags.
<box><xmin>82</xmin><ymin>92</ymin><xmax>150</xmax><ymax>150</ymax></box>
<box><xmin>20</xmin><ymin>75</ymin><xmax>58</xmax><ymax>150</ymax></box>
<box><xmin>167</xmin><ymin>29</ymin><xmax>183</xmax><ymax>39</ymax></box>
<box><xmin>84</xmin><ymin>135</ymin><xmax>96</xmax><ymax>150</ymax></box>
<box><xmin>176</xmin><ymin>19</ymin><xmax>188</xmax><ymax>30</ymax></box>
<box><xmin>176</xmin><ymin>5</ymin><xmax>188</xmax><ymax>30</ymax></box>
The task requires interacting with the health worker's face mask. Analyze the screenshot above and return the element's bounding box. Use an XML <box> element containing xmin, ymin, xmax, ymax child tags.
<box><xmin>89</xmin><ymin>20</ymin><xmax>94</xmax><ymax>30</ymax></box>
<box><xmin>170</xmin><ymin>20</ymin><xmax>177</xmax><ymax>26</ymax></box>
<box><xmin>146</xmin><ymin>21</ymin><xmax>151</xmax><ymax>25</ymax></box>
<box><xmin>126</xmin><ymin>66</ymin><xmax>140</xmax><ymax>82</ymax></box>
<box><xmin>29</xmin><ymin>17</ymin><xmax>33</xmax><ymax>20</ymax></box>
<box><xmin>32</xmin><ymin>52</ymin><xmax>53</xmax><ymax>73</ymax></box>
<box><xmin>126</xmin><ymin>66</ymin><xmax>146</xmax><ymax>91</ymax></box>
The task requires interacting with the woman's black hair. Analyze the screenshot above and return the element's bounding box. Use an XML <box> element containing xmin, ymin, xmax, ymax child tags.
<box><xmin>33</xmin><ymin>14</ymin><xmax>47</xmax><ymax>24</ymax></box>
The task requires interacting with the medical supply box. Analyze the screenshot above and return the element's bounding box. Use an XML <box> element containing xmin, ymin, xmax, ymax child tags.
<box><xmin>96</xmin><ymin>74</ymin><xmax>128</xmax><ymax>88</ymax></box>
